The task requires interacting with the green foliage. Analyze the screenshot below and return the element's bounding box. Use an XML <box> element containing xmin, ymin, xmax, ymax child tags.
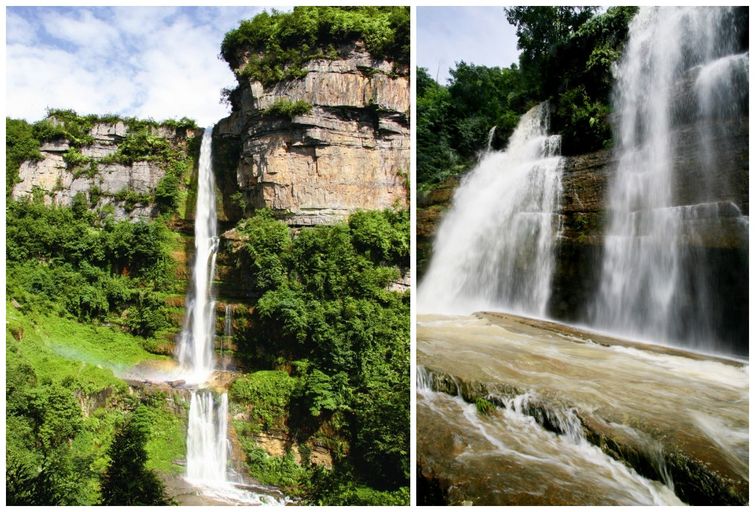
<box><xmin>221</xmin><ymin>7</ymin><xmax>409</xmax><ymax>86</ymax></box>
<box><xmin>263</xmin><ymin>99</ymin><xmax>313</xmax><ymax>119</ymax></box>
<box><xmin>7</xmin><ymin>199</ymin><xmax>173</xmax><ymax>336</ymax></box>
<box><xmin>416</xmin><ymin>63</ymin><xmax>535</xmax><ymax>186</ymax></box>
<box><xmin>348</xmin><ymin>209</ymin><xmax>409</xmax><ymax>266</ymax></box>
<box><xmin>37</xmin><ymin>109</ymin><xmax>96</xmax><ymax>146</ymax></box>
<box><xmin>5</xmin><ymin>302</ymin><xmax>175</xmax><ymax>506</ymax></box>
<box><xmin>241</xmin><ymin>444</ymin><xmax>308</xmax><ymax>491</ymax></box>
<box><xmin>230</xmin><ymin>370</ymin><xmax>297</xmax><ymax>431</ymax></box>
<box><xmin>418</xmin><ymin>7</ymin><xmax>639</xmax><ymax>187</ymax></box>
<box><xmin>62</xmin><ymin>147</ymin><xmax>91</xmax><ymax>169</ymax></box>
<box><xmin>6</xmin><ymin>118</ymin><xmax>43</xmax><ymax>193</ymax></box>
<box><xmin>305</xmin><ymin>466</ymin><xmax>409</xmax><ymax>505</ymax></box>
<box><xmin>111</xmin><ymin>128</ymin><xmax>173</xmax><ymax>165</ymax></box>
<box><xmin>475</xmin><ymin>397</ymin><xmax>495</xmax><ymax>416</ymax></box>
<box><xmin>154</xmin><ymin>173</ymin><xmax>180</xmax><ymax>214</ymax></box>
<box><xmin>505</xmin><ymin>6</ymin><xmax>638</xmax><ymax>154</ymax></box>
<box><xmin>100</xmin><ymin>415</ymin><xmax>172</xmax><ymax>505</ymax></box>
<box><xmin>231</xmin><ymin>208</ymin><xmax>409</xmax><ymax>501</ymax></box>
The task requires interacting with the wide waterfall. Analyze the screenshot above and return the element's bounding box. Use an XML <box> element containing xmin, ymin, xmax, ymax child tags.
<box><xmin>419</xmin><ymin>103</ymin><xmax>563</xmax><ymax>316</ymax></box>
<box><xmin>591</xmin><ymin>7</ymin><xmax>749</xmax><ymax>355</ymax></box>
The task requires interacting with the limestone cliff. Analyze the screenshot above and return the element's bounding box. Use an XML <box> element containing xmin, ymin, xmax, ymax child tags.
<box><xmin>11</xmin><ymin>118</ymin><xmax>198</xmax><ymax>221</ymax></box>
<box><xmin>214</xmin><ymin>42</ymin><xmax>409</xmax><ymax>226</ymax></box>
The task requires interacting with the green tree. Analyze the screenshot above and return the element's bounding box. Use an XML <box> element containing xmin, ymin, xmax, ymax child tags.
<box><xmin>100</xmin><ymin>415</ymin><xmax>172</xmax><ymax>506</ymax></box>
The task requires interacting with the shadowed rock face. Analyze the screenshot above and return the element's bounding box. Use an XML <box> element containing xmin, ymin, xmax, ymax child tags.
<box><xmin>214</xmin><ymin>44</ymin><xmax>409</xmax><ymax>226</ymax></box>
<box><xmin>417</xmin><ymin>313</ymin><xmax>748</xmax><ymax>506</ymax></box>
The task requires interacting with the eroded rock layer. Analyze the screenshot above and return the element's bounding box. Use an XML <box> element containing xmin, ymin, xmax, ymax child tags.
<box><xmin>215</xmin><ymin>45</ymin><xmax>409</xmax><ymax>226</ymax></box>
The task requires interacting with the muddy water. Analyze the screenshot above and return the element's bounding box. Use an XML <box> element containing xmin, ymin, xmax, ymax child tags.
<box><xmin>417</xmin><ymin>314</ymin><xmax>748</xmax><ymax>505</ymax></box>
<box><xmin>418</xmin><ymin>386</ymin><xmax>681</xmax><ymax>505</ymax></box>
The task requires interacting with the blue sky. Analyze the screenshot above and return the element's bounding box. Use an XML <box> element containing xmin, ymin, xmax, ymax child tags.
<box><xmin>6</xmin><ymin>7</ymin><xmax>286</xmax><ymax>125</ymax></box>
<box><xmin>417</xmin><ymin>7</ymin><xmax>520</xmax><ymax>85</ymax></box>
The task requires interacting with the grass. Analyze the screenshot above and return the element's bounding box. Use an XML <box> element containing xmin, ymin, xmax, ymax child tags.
<box><xmin>136</xmin><ymin>398</ymin><xmax>188</xmax><ymax>475</ymax></box>
<box><xmin>7</xmin><ymin>303</ymin><xmax>169</xmax><ymax>388</ymax></box>
<box><xmin>6</xmin><ymin>302</ymin><xmax>188</xmax><ymax>500</ymax></box>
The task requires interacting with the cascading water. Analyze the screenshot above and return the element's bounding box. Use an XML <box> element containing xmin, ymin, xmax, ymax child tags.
<box><xmin>419</xmin><ymin>103</ymin><xmax>563</xmax><ymax>316</ymax></box>
<box><xmin>177</xmin><ymin>127</ymin><xmax>219</xmax><ymax>384</ymax></box>
<box><xmin>591</xmin><ymin>7</ymin><xmax>749</xmax><ymax>355</ymax></box>
<box><xmin>177</xmin><ymin>127</ymin><xmax>230</xmax><ymax>488</ymax></box>
<box><xmin>176</xmin><ymin>129</ymin><xmax>282</xmax><ymax>504</ymax></box>
<box><xmin>224</xmin><ymin>304</ymin><xmax>233</xmax><ymax>339</ymax></box>
<box><xmin>186</xmin><ymin>392</ymin><xmax>228</xmax><ymax>483</ymax></box>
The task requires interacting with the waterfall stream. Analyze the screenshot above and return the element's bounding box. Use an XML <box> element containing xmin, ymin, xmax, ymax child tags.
<box><xmin>176</xmin><ymin>127</ymin><xmax>282</xmax><ymax>505</ymax></box>
<box><xmin>591</xmin><ymin>7</ymin><xmax>749</xmax><ymax>354</ymax></box>
<box><xmin>177</xmin><ymin>127</ymin><xmax>230</xmax><ymax>487</ymax></box>
<box><xmin>177</xmin><ymin>127</ymin><xmax>219</xmax><ymax>385</ymax></box>
<box><xmin>419</xmin><ymin>103</ymin><xmax>563</xmax><ymax>316</ymax></box>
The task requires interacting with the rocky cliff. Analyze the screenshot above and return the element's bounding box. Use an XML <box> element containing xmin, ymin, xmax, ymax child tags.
<box><xmin>11</xmin><ymin>118</ymin><xmax>199</xmax><ymax>221</ymax></box>
<box><xmin>214</xmin><ymin>42</ymin><xmax>409</xmax><ymax>226</ymax></box>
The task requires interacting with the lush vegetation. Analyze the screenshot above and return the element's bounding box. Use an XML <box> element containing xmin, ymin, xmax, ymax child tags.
<box><xmin>100</xmin><ymin>413</ymin><xmax>173</xmax><ymax>505</ymax></box>
<box><xmin>228</xmin><ymin>208</ymin><xmax>409</xmax><ymax>504</ymax></box>
<box><xmin>220</xmin><ymin>7</ymin><xmax>409</xmax><ymax>86</ymax></box>
<box><xmin>6</xmin><ymin>197</ymin><xmax>178</xmax><ymax>338</ymax></box>
<box><xmin>417</xmin><ymin>7</ymin><xmax>638</xmax><ymax>188</ymax></box>
<box><xmin>6</xmin><ymin>304</ymin><xmax>186</xmax><ymax>505</ymax></box>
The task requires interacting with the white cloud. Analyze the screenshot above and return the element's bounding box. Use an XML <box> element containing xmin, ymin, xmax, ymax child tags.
<box><xmin>40</xmin><ymin>9</ymin><xmax>122</xmax><ymax>58</ymax></box>
<box><xmin>6</xmin><ymin>11</ymin><xmax>38</xmax><ymax>45</ymax></box>
<box><xmin>6</xmin><ymin>7</ymin><xmax>273</xmax><ymax>126</ymax></box>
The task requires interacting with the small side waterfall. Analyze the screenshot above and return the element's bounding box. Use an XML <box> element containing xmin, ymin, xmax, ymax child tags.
<box><xmin>224</xmin><ymin>304</ymin><xmax>233</xmax><ymax>338</ymax></box>
<box><xmin>419</xmin><ymin>103</ymin><xmax>563</xmax><ymax>316</ymax></box>
<box><xmin>591</xmin><ymin>7</ymin><xmax>749</xmax><ymax>354</ymax></box>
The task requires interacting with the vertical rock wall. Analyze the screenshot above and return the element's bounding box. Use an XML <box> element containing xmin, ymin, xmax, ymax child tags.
<box><xmin>214</xmin><ymin>44</ymin><xmax>409</xmax><ymax>225</ymax></box>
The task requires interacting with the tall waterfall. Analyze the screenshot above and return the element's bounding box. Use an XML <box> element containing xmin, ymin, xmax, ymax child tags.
<box><xmin>419</xmin><ymin>103</ymin><xmax>563</xmax><ymax>316</ymax></box>
<box><xmin>591</xmin><ymin>7</ymin><xmax>749</xmax><ymax>354</ymax></box>
<box><xmin>176</xmin><ymin>128</ymin><xmax>283</xmax><ymax>505</ymax></box>
<box><xmin>177</xmin><ymin>127</ymin><xmax>230</xmax><ymax>486</ymax></box>
<box><xmin>177</xmin><ymin>127</ymin><xmax>219</xmax><ymax>384</ymax></box>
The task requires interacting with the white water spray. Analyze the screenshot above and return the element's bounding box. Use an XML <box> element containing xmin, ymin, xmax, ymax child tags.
<box><xmin>419</xmin><ymin>103</ymin><xmax>563</xmax><ymax>316</ymax></box>
<box><xmin>175</xmin><ymin>127</ymin><xmax>231</xmax><ymax>490</ymax></box>
<box><xmin>591</xmin><ymin>7</ymin><xmax>749</xmax><ymax>353</ymax></box>
<box><xmin>177</xmin><ymin>127</ymin><xmax>219</xmax><ymax>384</ymax></box>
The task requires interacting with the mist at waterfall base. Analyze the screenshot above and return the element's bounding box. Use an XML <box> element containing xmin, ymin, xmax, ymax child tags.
<box><xmin>174</xmin><ymin>128</ymin><xmax>283</xmax><ymax>505</ymax></box>
<box><xmin>419</xmin><ymin>7</ymin><xmax>748</xmax><ymax>357</ymax></box>
<box><xmin>418</xmin><ymin>102</ymin><xmax>563</xmax><ymax>317</ymax></box>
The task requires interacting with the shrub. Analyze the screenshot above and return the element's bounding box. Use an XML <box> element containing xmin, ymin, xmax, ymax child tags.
<box><xmin>230</xmin><ymin>370</ymin><xmax>297</xmax><ymax>430</ymax></box>
<box><xmin>221</xmin><ymin>7</ymin><xmax>409</xmax><ymax>86</ymax></box>
<box><xmin>263</xmin><ymin>99</ymin><xmax>312</xmax><ymax>119</ymax></box>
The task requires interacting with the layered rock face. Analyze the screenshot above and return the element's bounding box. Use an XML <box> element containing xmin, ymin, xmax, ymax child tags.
<box><xmin>215</xmin><ymin>44</ymin><xmax>409</xmax><ymax>225</ymax></box>
<box><xmin>12</xmin><ymin>121</ymin><xmax>197</xmax><ymax>221</ymax></box>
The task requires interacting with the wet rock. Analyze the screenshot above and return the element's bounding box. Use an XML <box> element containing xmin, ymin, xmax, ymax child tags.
<box><xmin>418</xmin><ymin>313</ymin><xmax>748</xmax><ymax>505</ymax></box>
